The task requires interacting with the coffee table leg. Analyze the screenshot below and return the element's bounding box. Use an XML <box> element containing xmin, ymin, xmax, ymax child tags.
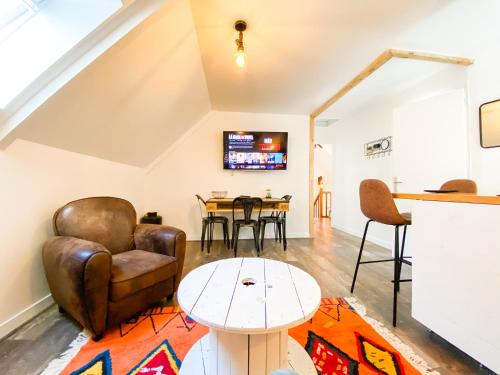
<box><xmin>180</xmin><ymin>333</ymin><xmax>316</xmax><ymax>375</ymax></box>
<box><xmin>208</xmin><ymin>328</ymin><xmax>288</xmax><ymax>374</ymax></box>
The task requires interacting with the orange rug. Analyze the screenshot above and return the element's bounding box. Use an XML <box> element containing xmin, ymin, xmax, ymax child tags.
<box><xmin>42</xmin><ymin>298</ymin><xmax>437</xmax><ymax>375</ymax></box>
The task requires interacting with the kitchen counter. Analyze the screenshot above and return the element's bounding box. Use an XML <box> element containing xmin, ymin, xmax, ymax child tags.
<box><xmin>393</xmin><ymin>193</ymin><xmax>500</xmax><ymax>373</ymax></box>
<box><xmin>393</xmin><ymin>192</ymin><xmax>500</xmax><ymax>205</ymax></box>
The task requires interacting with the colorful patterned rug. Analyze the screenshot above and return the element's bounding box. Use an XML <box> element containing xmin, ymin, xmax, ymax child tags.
<box><xmin>41</xmin><ymin>298</ymin><xmax>438</xmax><ymax>375</ymax></box>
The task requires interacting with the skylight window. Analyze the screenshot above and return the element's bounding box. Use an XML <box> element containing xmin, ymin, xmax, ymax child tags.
<box><xmin>0</xmin><ymin>0</ymin><xmax>121</xmax><ymax>109</ymax></box>
<box><xmin>0</xmin><ymin>0</ymin><xmax>44</xmax><ymax>42</ymax></box>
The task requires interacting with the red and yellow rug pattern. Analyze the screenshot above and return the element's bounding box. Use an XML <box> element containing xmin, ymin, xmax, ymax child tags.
<box><xmin>52</xmin><ymin>298</ymin><xmax>433</xmax><ymax>375</ymax></box>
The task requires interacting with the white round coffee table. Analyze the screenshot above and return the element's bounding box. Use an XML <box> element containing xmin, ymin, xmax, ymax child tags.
<box><xmin>177</xmin><ymin>257</ymin><xmax>321</xmax><ymax>375</ymax></box>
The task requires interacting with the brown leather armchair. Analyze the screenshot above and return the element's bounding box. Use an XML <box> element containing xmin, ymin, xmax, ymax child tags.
<box><xmin>42</xmin><ymin>197</ymin><xmax>186</xmax><ymax>340</ymax></box>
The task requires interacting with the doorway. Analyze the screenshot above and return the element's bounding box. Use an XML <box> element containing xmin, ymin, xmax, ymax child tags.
<box><xmin>313</xmin><ymin>142</ymin><xmax>333</xmax><ymax>228</ymax></box>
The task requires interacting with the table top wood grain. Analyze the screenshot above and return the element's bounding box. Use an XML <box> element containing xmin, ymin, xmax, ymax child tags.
<box><xmin>177</xmin><ymin>258</ymin><xmax>321</xmax><ymax>334</ymax></box>
<box><xmin>206</xmin><ymin>197</ymin><xmax>287</xmax><ymax>203</ymax></box>
<box><xmin>205</xmin><ymin>197</ymin><xmax>289</xmax><ymax>213</ymax></box>
<box><xmin>393</xmin><ymin>192</ymin><xmax>500</xmax><ymax>205</ymax></box>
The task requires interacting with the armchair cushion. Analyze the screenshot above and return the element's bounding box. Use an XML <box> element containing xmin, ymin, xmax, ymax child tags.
<box><xmin>134</xmin><ymin>224</ymin><xmax>186</xmax><ymax>291</ymax></box>
<box><xmin>110</xmin><ymin>250</ymin><xmax>177</xmax><ymax>302</ymax></box>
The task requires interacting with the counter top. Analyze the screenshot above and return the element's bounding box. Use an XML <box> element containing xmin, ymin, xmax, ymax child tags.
<box><xmin>393</xmin><ymin>193</ymin><xmax>500</xmax><ymax>205</ymax></box>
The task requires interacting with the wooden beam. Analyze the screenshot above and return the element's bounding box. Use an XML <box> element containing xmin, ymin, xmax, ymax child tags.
<box><xmin>310</xmin><ymin>49</ymin><xmax>474</xmax><ymax>118</ymax></box>
<box><xmin>308</xmin><ymin>115</ymin><xmax>315</xmax><ymax>237</ymax></box>
<box><xmin>311</xmin><ymin>49</ymin><xmax>393</xmax><ymax>118</ymax></box>
<box><xmin>390</xmin><ymin>49</ymin><xmax>474</xmax><ymax>66</ymax></box>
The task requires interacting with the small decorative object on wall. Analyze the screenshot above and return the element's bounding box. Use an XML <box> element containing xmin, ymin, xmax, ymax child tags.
<box><xmin>364</xmin><ymin>136</ymin><xmax>392</xmax><ymax>158</ymax></box>
<box><xmin>479</xmin><ymin>99</ymin><xmax>500</xmax><ymax>148</ymax></box>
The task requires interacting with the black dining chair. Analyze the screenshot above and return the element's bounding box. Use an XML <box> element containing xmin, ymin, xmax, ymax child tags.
<box><xmin>232</xmin><ymin>196</ymin><xmax>262</xmax><ymax>256</ymax></box>
<box><xmin>195</xmin><ymin>194</ymin><xmax>230</xmax><ymax>253</ymax></box>
<box><xmin>259</xmin><ymin>195</ymin><xmax>291</xmax><ymax>251</ymax></box>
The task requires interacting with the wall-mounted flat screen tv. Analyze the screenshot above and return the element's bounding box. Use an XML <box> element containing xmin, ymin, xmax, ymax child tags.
<box><xmin>223</xmin><ymin>131</ymin><xmax>288</xmax><ymax>170</ymax></box>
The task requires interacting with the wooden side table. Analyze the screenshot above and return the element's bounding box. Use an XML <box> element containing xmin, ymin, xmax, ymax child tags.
<box><xmin>177</xmin><ymin>258</ymin><xmax>321</xmax><ymax>374</ymax></box>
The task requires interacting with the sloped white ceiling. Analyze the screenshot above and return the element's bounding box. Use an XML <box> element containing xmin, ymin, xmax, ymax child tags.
<box><xmin>11</xmin><ymin>0</ymin><xmax>500</xmax><ymax>166</ymax></box>
<box><xmin>190</xmin><ymin>0</ymin><xmax>452</xmax><ymax>115</ymax></box>
<box><xmin>13</xmin><ymin>0</ymin><xmax>210</xmax><ymax>167</ymax></box>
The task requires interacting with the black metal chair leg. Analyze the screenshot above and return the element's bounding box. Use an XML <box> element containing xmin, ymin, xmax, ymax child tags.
<box><xmin>253</xmin><ymin>225</ymin><xmax>260</xmax><ymax>255</ymax></box>
<box><xmin>397</xmin><ymin>225</ymin><xmax>408</xmax><ymax>293</ymax></box>
<box><xmin>277</xmin><ymin>222</ymin><xmax>282</xmax><ymax>243</ymax></box>
<box><xmin>350</xmin><ymin>220</ymin><xmax>371</xmax><ymax>293</ymax></box>
<box><xmin>224</xmin><ymin>222</ymin><xmax>230</xmax><ymax>249</ymax></box>
<box><xmin>201</xmin><ymin>220</ymin><xmax>207</xmax><ymax>252</ymax></box>
<box><xmin>274</xmin><ymin>222</ymin><xmax>278</xmax><ymax>241</ymax></box>
<box><xmin>231</xmin><ymin>222</ymin><xmax>236</xmax><ymax>249</ymax></box>
<box><xmin>282</xmin><ymin>219</ymin><xmax>287</xmax><ymax>251</ymax></box>
<box><xmin>255</xmin><ymin>223</ymin><xmax>264</xmax><ymax>256</ymax></box>
<box><xmin>393</xmin><ymin>225</ymin><xmax>400</xmax><ymax>327</ymax></box>
<box><xmin>234</xmin><ymin>225</ymin><xmax>240</xmax><ymax>257</ymax></box>
<box><xmin>260</xmin><ymin>221</ymin><xmax>266</xmax><ymax>250</ymax></box>
<box><xmin>207</xmin><ymin>222</ymin><xmax>212</xmax><ymax>254</ymax></box>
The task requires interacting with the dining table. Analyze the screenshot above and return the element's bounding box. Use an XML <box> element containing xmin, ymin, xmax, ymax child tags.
<box><xmin>205</xmin><ymin>197</ymin><xmax>289</xmax><ymax>213</ymax></box>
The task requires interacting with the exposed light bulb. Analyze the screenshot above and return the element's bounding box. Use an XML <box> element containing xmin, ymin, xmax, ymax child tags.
<box><xmin>235</xmin><ymin>49</ymin><xmax>246</xmax><ymax>68</ymax></box>
<box><xmin>234</xmin><ymin>21</ymin><xmax>248</xmax><ymax>68</ymax></box>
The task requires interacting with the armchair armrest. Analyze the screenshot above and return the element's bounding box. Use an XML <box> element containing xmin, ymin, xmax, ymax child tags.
<box><xmin>134</xmin><ymin>224</ymin><xmax>186</xmax><ymax>291</ymax></box>
<box><xmin>42</xmin><ymin>236</ymin><xmax>111</xmax><ymax>338</ymax></box>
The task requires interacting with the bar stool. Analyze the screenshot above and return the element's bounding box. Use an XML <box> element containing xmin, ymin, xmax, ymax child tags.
<box><xmin>195</xmin><ymin>194</ymin><xmax>229</xmax><ymax>253</ymax></box>
<box><xmin>350</xmin><ymin>179</ymin><xmax>412</xmax><ymax>327</ymax></box>
<box><xmin>440</xmin><ymin>179</ymin><xmax>477</xmax><ymax>194</ymax></box>
<box><xmin>232</xmin><ymin>197</ymin><xmax>262</xmax><ymax>256</ymax></box>
<box><xmin>259</xmin><ymin>195</ymin><xmax>291</xmax><ymax>251</ymax></box>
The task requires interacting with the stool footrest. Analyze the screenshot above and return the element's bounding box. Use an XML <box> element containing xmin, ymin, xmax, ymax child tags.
<box><xmin>359</xmin><ymin>259</ymin><xmax>394</xmax><ymax>264</ymax></box>
<box><xmin>391</xmin><ymin>279</ymin><xmax>412</xmax><ymax>283</ymax></box>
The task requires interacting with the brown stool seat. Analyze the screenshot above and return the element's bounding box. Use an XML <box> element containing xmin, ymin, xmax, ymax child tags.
<box><xmin>440</xmin><ymin>179</ymin><xmax>477</xmax><ymax>194</ymax></box>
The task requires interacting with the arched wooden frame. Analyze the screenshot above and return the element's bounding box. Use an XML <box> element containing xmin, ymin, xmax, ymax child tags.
<box><xmin>308</xmin><ymin>49</ymin><xmax>474</xmax><ymax>236</ymax></box>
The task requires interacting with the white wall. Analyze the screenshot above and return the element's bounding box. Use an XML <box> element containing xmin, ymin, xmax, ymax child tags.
<box><xmin>392</xmin><ymin>89</ymin><xmax>468</xmax><ymax>192</ymax></box>
<box><xmin>144</xmin><ymin>111</ymin><xmax>310</xmax><ymax>240</ymax></box>
<box><xmin>468</xmin><ymin>48</ymin><xmax>500</xmax><ymax>194</ymax></box>
<box><xmin>328</xmin><ymin>67</ymin><xmax>468</xmax><ymax>248</ymax></box>
<box><xmin>0</xmin><ymin>139</ymin><xmax>144</xmax><ymax>338</ymax></box>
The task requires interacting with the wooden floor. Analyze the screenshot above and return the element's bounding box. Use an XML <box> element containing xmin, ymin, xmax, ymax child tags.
<box><xmin>0</xmin><ymin>219</ymin><xmax>493</xmax><ymax>374</ymax></box>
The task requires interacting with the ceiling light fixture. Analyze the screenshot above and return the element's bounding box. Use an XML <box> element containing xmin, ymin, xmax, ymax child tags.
<box><xmin>234</xmin><ymin>20</ymin><xmax>247</xmax><ymax>68</ymax></box>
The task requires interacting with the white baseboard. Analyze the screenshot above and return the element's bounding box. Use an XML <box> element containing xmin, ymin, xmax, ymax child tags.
<box><xmin>332</xmin><ymin>223</ymin><xmax>391</xmax><ymax>250</ymax></box>
<box><xmin>0</xmin><ymin>294</ymin><xmax>54</xmax><ymax>339</ymax></box>
<box><xmin>187</xmin><ymin>231</ymin><xmax>310</xmax><ymax>242</ymax></box>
